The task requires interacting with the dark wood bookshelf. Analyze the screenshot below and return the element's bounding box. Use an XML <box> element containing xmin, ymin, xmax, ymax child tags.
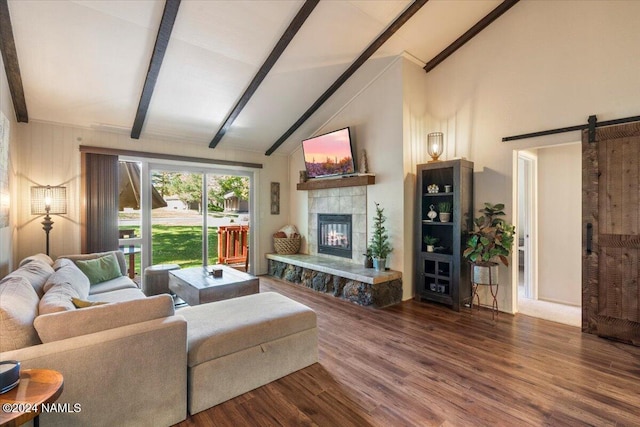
<box><xmin>415</xmin><ymin>159</ymin><xmax>473</xmax><ymax>311</ymax></box>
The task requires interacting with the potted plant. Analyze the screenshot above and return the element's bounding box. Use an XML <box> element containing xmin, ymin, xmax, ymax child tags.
<box><xmin>363</xmin><ymin>248</ymin><xmax>373</xmax><ymax>268</ymax></box>
<box><xmin>423</xmin><ymin>235</ymin><xmax>439</xmax><ymax>252</ymax></box>
<box><xmin>438</xmin><ymin>201</ymin><xmax>451</xmax><ymax>222</ymax></box>
<box><xmin>463</xmin><ymin>203</ymin><xmax>515</xmax><ymax>285</ymax></box>
<box><xmin>369</xmin><ymin>202</ymin><xmax>393</xmax><ymax>271</ymax></box>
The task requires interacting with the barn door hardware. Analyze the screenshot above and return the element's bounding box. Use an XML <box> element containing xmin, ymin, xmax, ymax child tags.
<box><xmin>503</xmin><ymin>114</ymin><xmax>640</xmax><ymax>143</ymax></box>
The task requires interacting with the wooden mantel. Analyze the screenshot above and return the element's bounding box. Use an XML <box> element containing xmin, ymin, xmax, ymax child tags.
<box><xmin>296</xmin><ymin>174</ymin><xmax>375</xmax><ymax>190</ymax></box>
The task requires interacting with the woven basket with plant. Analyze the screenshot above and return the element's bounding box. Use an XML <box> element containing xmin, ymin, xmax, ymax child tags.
<box><xmin>273</xmin><ymin>231</ymin><xmax>301</xmax><ymax>254</ymax></box>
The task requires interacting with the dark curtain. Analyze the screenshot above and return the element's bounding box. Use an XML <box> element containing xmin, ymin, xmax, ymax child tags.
<box><xmin>82</xmin><ymin>152</ymin><xmax>119</xmax><ymax>253</ymax></box>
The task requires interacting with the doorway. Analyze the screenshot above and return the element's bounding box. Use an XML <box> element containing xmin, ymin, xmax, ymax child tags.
<box><xmin>515</xmin><ymin>144</ymin><xmax>582</xmax><ymax>326</ymax></box>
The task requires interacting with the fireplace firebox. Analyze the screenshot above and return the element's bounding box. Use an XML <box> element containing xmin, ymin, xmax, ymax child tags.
<box><xmin>317</xmin><ymin>214</ymin><xmax>352</xmax><ymax>258</ymax></box>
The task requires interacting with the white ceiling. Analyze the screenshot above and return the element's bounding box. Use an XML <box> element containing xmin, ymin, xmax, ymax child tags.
<box><xmin>7</xmin><ymin>0</ymin><xmax>502</xmax><ymax>155</ymax></box>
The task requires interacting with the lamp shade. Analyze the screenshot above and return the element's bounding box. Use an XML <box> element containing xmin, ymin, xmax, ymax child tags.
<box><xmin>31</xmin><ymin>186</ymin><xmax>67</xmax><ymax>215</ymax></box>
<box><xmin>427</xmin><ymin>132</ymin><xmax>444</xmax><ymax>162</ymax></box>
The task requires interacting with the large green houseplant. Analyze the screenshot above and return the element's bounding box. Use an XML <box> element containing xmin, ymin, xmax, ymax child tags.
<box><xmin>463</xmin><ymin>203</ymin><xmax>515</xmax><ymax>284</ymax></box>
<box><xmin>369</xmin><ymin>202</ymin><xmax>393</xmax><ymax>271</ymax></box>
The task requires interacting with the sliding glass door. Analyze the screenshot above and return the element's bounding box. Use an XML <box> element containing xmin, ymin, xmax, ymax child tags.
<box><xmin>120</xmin><ymin>160</ymin><xmax>252</xmax><ymax>274</ymax></box>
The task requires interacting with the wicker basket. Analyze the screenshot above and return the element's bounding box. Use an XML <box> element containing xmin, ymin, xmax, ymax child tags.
<box><xmin>274</xmin><ymin>236</ymin><xmax>301</xmax><ymax>254</ymax></box>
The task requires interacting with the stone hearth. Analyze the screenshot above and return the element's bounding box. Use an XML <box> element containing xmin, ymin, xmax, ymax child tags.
<box><xmin>267</xmin><ymin>254</ymin><xmax>402</xmax><ymax>308</ymax></box>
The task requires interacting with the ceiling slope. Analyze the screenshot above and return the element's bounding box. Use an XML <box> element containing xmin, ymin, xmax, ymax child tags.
<box><xmin>6</xmin><ymin>0</ymin><xmax>511</xmax><ymax>155</ymax></box>
<box><xmin>265</xmin><ymin>0</ymin><xmax>428</xmax><ymax>156</ymax></box>
<box><xmin>209</xmin><ymin>0</ymin><xmax>320</xmax><ymax>149</ymax></box>
<box><xmin>131</xmin><ymin>0</ymin><xmax>181</xmax><ymax>139</ymax></box>
<box><xmin>0</xmin><ymin>0</ymin><xmax>28</xmax><ymax>122</ymax></box>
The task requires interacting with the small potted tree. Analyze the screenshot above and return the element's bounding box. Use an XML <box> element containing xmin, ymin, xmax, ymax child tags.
<box><xmin>423</xmin><ymin>235</ymin><xmax>439</xmax><ymax>252</ymax></box>
<box><xmin>463</xmin><ymin>203</ymin><xmax>515</xmax><ymax>284</ymax></box>
<box><xmin>369</xmin><ymin>202</ymin><xmax>393</xmax><ymax>271</ymax></box>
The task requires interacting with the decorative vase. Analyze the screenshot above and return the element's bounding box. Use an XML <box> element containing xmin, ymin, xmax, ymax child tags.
<box><xmin>373</xmin><ymin>258</ymin><xmax>386</xmax><ymax>271</ymax></box>
<box><xmin>472</xmin><ymin>263</ymin><xmax>499</xmax><ymax>285</ymax></box>
<box><xmin>427</xmin><ymin>205</ymin><xmax>437</xmax><ymax>222</ymax></box>
<box><xmin>364</xmin><ymin>257</ymin><xmax>373</xmax><ymax>268</ymax></box>
<box><xmin>439</xmin><ymin>212</ymin><xmax>451</xmax><ymax>222</ymax></box>
<box><xmin>426</xmin><ymin>245</ymin><xmax>434</xmax><ymax>253</ymax></box>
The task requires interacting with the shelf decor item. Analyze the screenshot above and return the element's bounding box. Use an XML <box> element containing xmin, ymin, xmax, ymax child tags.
<box><xmin>427</xmin><ymin>204</ymin><xmax>438</xmax><ymax>222</ymax></box>
<box><xmin>363</xmin><ymin>248</ymin><xmax>373</xmax><ymax>268</ymax></box>
<box><xmin>424</xmin><ymin>235</ymin><xmax>438</xmax><ymax>253</ymax></box>
<box><xmin>427</xmin><ymin>132</ymin><xmax>444</xmax><ymax>162</ymax></box>
<box><xmin>427</xmin><ymin>184</ymin><xmax>439</xmax><ymax>194</ymax></box>
<box><xmin>369</xmin><ymin>202</ymin><xmax>393</xmax><ymax>271</ymax></box>
<box><xmin>438</xmin><ymin>201</ymin><xmax>451</xmax><ymax>222</ymax></box>
<box><xmin>463</xmin><ymin>203</ymin><xmax>515</xmax><ymax>285</ymax></box>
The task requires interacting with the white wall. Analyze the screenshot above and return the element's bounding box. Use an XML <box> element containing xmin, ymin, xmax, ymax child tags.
<box><xmin>422</xmin><ymin>1</ymin><xmax>640</xmax><ymax>313</ymax></box>
<box><xmin>15</xmin><ymin>121</ymin><xmax>289</xmax><ymax>274</ymax></box>
<box><xmin>288</xmin><ymin>56</ymin><xmax>408</xmax><ymax>297</ymax></box>
<box><xmin>537</xmin><ymin>143</ymin><xmax>581</xmax><ymax>306</ymax></box>
<box><xmin>0</xmin><ymin>52</ymin><xmax>19</xmax><ymax>276</ymax></box>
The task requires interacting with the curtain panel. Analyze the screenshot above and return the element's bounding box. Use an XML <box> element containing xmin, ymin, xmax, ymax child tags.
<box><xmin>81</xmin><ymin>152</ymin><xmax>119</xmax><ymax>253</ymax></box>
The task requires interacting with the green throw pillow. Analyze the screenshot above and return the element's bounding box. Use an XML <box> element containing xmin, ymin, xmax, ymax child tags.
<box><xmin>71</xmin><ymin>297</ymin><xmax>108</xmax><ymax>308</ymax></box>
<box><xmin>75</xmin><ymin>253</ymin><xmax>122</xmax><ymax>285</ymax></box>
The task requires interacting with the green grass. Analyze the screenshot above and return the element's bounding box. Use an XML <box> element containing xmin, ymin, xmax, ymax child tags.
<box><xmin>120</xmin><ymin>225</ymin><xmax>219</xmax><ymax>271</ymax></box>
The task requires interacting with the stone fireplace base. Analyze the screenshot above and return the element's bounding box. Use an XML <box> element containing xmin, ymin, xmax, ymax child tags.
<box><xmin>266</xmin><ymin>254</ymin><xmax>402</xmax><ymax>308</ymax></box>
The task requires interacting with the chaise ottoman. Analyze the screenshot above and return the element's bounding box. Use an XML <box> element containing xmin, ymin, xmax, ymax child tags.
<box><xmin>177</xmin><ymin>292</ymin><xmax>318</xmax><ymax>414</ymax></box>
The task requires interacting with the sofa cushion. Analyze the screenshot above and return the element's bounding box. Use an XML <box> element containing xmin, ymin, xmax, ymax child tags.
<box><xmin>18</xmin><ymin>253</ymin><xmax>54</xmax><ymax>268</ymax></box>
<box><xmin>60</xmin><ymin>250</ymin><xmax>127</xmax><ymax>277</ymax></box>
<box><xmin>42</xmin><ymin>262</ymin><xmax>90</xmax><ymax>298</ymax></box>
<box><xmin>34</xmin><ymin>294</ymin><xmax>175</xmax><ymax>343</ymax></box>
<box><xmin>72</xmin><ymin>297</ymin><xmax>108</xmax><ymax>308</ymax></box>
<box><xmin>88</xmin><ymin>276</ymin><xmax>139</xmax><ymax>295</ymax></box>
<box><xmin>75</xmin><ymin>252</ymin><xmax>122</xmax><ymax>285</ymax></box>
<box><xmin>0</xmin><ymin>276</ymin><xmax>42</xmax><ymax>351</ymax></box>
<box><xmin>39</xmin><ymin>282</ymin><xmax>81</xmax><ymax>314</ymax></box>
<box><xmin>88</xmin><ymin>288</ymin><xmax>146</xmax><ymax>303</ymax></box>
<box><xmin>52</xmin><ymin>257</ymin><xmax>75</xmax><ymax>271</ymax></box>
<box><xmin>1</xmin><ymin>259</ymin><xmax>54</xmax><ymax>298</ymax></box>
<box><xmin>178</xmin><ymin>292</ymin><xmax>317</xmax><ymax>367</ymax></box>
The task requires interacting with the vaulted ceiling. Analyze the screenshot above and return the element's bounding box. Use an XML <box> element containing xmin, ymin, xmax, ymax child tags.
<box><xmin>3</xmin><ymin>0</ymin><xmax>514</xmax><ymax>155</ymax></box>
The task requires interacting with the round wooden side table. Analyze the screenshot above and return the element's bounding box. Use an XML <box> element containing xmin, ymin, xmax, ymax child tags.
<box><xmin>0</xmin><ymin>369</ymin><xmax>64</xmax><ymax>427</ymax></box>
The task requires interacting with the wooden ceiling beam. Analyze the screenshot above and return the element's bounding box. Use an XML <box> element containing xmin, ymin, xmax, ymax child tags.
<box><xmin>209</xmin><ymin>0</ymin><xmax>320</xmax><ymax>149</ymax></box>
<box><xmin>131</xmin><ymin>0</ymin><xmax>181</xmax><ymax>139</ymax></box>
<box><xmin>0</xmin><ymin>0</ymin><xmax>28</xmax><ymax>122</ymax></box>
<box><xmin>265</xmin><ymin>0</ymin><xmax>429</xmax><ymax>156</ymax></box>
<box><xmin>423</xmin><ymin>0</ymin><xmax>519</xmax><ymax>73</ymax></box>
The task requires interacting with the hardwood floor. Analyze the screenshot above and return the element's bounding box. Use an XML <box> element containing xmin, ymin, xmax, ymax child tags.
<box><xmin>174</xmin><ymin>276</ymin><xmax>640</xmax><ymax>426</ymax></box>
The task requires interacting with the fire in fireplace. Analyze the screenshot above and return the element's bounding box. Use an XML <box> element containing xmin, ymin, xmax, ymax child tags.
<box><xmin>317</xmin><ymin>214</ymin><xmax>352</xmax><ymax>258</ymax></box>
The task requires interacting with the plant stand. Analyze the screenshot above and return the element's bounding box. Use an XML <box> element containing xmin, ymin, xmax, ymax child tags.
<box><xmin>470</xmin><ymin>281</ymin><xmax>499</xmax><ymax>320</ymax></box>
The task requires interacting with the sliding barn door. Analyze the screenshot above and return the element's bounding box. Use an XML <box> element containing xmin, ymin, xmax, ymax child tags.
<box><xmin>583</xmin><ymin>122</ymin><xmax>640</xmax><ymax>345</ymax></box>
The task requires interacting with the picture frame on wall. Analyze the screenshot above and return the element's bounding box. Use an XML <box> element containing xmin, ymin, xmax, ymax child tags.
<box><xmin>271</xmin><ymin>182</ymin><xmax>280</xmax><ymax>215</ymax></box>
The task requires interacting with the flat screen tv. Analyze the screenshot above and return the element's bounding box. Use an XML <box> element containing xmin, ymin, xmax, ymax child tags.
<box><xmin>302</xmin><ymin>127</ymin><xmax>356</xmax><ymax>179</ymax></box>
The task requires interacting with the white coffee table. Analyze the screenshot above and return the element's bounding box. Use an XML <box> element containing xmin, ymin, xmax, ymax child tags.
<box><xmin>168</xmin><ymin>265</ymin><xmax>259</xmax><ymax>306</ymax></box>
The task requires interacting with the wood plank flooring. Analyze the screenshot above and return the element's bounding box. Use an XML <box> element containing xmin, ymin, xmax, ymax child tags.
<box><xmin>174</xmin><ymin>276</ymin><xmax>640</xmax><ymax>426</ymax></box>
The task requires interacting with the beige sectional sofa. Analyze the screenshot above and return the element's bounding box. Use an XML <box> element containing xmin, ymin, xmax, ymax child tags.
<box><xmin>0</xmin><ymin>251</ymin><xmax>318</xmax><ymax>426</ymax></box>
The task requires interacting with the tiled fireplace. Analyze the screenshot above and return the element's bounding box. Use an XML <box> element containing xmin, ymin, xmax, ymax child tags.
<box><xmin>308</xmin><ymin>186</ymin><xmax>367</xmax><ymax>263</ymax></box>
<box><xmin>267</xmin><ymin>183</ymin><xmax>402</xmax><ymax>308</ymax></box>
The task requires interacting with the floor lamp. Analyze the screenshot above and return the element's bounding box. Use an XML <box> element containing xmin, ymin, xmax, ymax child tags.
<box><xmin>31</xmin><ymin>185</ymin><xmax>67</xmax><ymax>256</ymax></box>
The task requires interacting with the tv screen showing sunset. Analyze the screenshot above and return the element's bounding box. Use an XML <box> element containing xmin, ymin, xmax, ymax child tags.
<box><xmin>302</xmin><ymin>128</ymin><xmax>355</xmax><ymax>178</ymax></box>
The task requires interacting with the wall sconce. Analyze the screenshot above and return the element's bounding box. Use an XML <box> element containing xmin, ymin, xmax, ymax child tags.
<box><xmin>31</xmin><ymin>185</ymin><xmax>67</xmax><ymax>256</ymax></box>
<box><xmin>427</xmin><ymin>132</ymin><xmax>444</xmax><ymax>162</ymax></box>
